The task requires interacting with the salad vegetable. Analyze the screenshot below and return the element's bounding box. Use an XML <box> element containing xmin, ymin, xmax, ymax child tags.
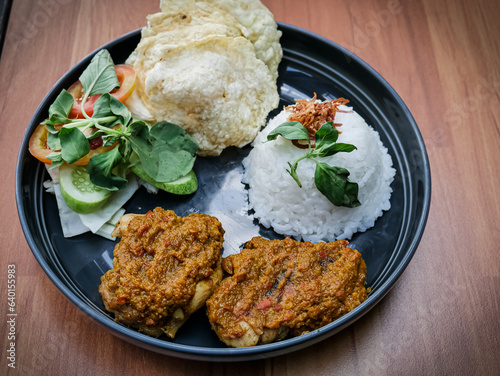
<box><xmin>67</xmin><ymin>64</ymin><xmax>136</xmax><ymax>119</ymax></box>
<box><xmin>59</xmin><ymin>164</ymin><xmax>111</xmax><ymax>214</ymax></box>
<box><xmin>29</xmin><ymin>49</ymin><xmax>199</xmax><ymax>213</ymax></box>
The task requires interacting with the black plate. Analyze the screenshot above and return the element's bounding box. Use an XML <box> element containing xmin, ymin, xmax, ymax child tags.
<box><xmin>16</xmin><ymin>23</ymin><xmax>431</xmax><ymax>361</ymax></box>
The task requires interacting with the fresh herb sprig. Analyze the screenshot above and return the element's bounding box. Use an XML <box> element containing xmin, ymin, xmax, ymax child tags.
<box><xmin>267</xmin><ymin>121</ymin><xmax>361</xmax><ymax>208</ymax></box>
<box><xmin>44</xmin><ymin>49</ymin><xmax>198</xmax><ymax>191</ymax></box>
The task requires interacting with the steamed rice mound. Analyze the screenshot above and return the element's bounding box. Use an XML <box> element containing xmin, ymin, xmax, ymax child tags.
<box><xmin>242</xmin><ymin>105</ymin><xmax>396</xmax><ymax>241</ymax></box>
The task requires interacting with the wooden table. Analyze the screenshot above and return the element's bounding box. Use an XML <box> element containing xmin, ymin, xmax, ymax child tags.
<box><xmin>2</xmin><ymin>0</ymin><xmax>499</xmax><ymax>374</ymax></box>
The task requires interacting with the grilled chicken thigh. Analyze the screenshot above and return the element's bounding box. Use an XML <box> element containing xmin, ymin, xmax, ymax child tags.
<box><xmin>99</xmin><ymin>207</ymin><xmax>224</xmax><ymax>338</ymax></box>
<box><xmin>206</xmin><ymin>236</ymin><xmax>368</xmax><ymax>347</ymax></box>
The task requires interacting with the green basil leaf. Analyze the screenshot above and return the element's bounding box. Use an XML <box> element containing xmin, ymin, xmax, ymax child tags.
<box><xmin>45</xmin><ymin>89</ymin><xmax>74</xmax><ymax>125</ymax></box>
<box><xmin>151</xmin><ymin>123</ymin><xmax>198</xmax><ymax>182</ymax></box>
<box><xmin>314</xmin><ymin>122</ymin><xmax>338</xmax><ymax>148</ymax></box>
<box><xmin>47</xmin><ymin>152</ymin><xmax>64</xmax><ymax>169</ymax></box>
<box><xmin>91</xmin><ymin>93</ymin><xmax>113</xmax><ymax>118</ymax></box>
<box><xmin>129</xmin><ymin>121</ymin><xmax>198</xmax><ymax>183</ymax></box>
<box><xmin>46</xmin><ymin>131</ymin><xmax>61</xmax><ymax>151</ymax></box>
<box><xmin>150</xmin><ymin>121</ymin><xmax>199</xmax><ymax>155</ymax></box>
<box><xmin>93</xmin><ymin>93</ymin><xmax>130</xmax><ymax>126</ymax></box>
<box><xmin>313</xmin><ymin>122</ymin><xmax>357</xmax><ymax>157</ymax></box>
<box><xmin>314</xmin><ymin>162</ymin><xmax>361</xmax><ymax>207</ymax></box>
<box><xmin>45</xmin><ymin>124</ymin><xmax>59</xmax><ymax>134</ymax></box>
<box><xmin>102</xmin><ymin>134</ymin><xmax>119</xmax><ymax>147</ymax></box>
<box><xmin>128</xmin><ymin>120</ymin><xmax>150</xmax><ymax>140</ymax></box>
<box><xmin>109</xmin><ymin>96</ymin><xmax>131</xmax><ymax>127</ymax></box>
<box><xmin>79</xmin><ymin>49</ymin><xmax>119</xmax><ymax>97</ymax></box>
<box><xmin>59</xmin><ymin>127</ymin><xmax>90</xmax><ymax>164</ymax></box>
<box><xmin>267</xmin><ymin>121</ymin><xmax>309</xmax><ymax>141</ymax></box>
<box><xmin>315</xmin><ymin>142</ymin><xmax>357</xmax><ymax>158</ymax></box>
<box><xmin>87</xmin><ymin>147</ymin><xmax>127</xmax><ymax>191</ymax></box>
<box><xmin>117</xmin><ymin>137</ymin><xmax>133</xmax><ymax>161</ymax></box>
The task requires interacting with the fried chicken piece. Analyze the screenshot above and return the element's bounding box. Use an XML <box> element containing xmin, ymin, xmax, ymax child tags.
<box><xmin>99</xmin><ymin>207</ymin><xmax>224</xmax><ymax>339</ymax></box>
<box><xmin>206</xmin><ymin>236</ymin><xmax>368</xmax><ymax>347</ymax></box>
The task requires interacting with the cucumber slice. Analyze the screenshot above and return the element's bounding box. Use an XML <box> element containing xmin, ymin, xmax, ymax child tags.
<box><xmin>59</xmin><ymin>164</ymin><xmax>111</xmax><ymax>214</ymax></box>
<box><xmin>132</xmin><ymin>164</ymin><xmax>198</xmax><ymax>195</ymax></box>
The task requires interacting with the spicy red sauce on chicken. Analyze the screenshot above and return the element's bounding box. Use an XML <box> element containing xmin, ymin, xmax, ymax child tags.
<box><xmin>206</xmin><ymin>236</ymin><xmax>368</xmax><ymax>347</ymax></box>
<box><xmin>99</xmin><ymin>207</ymin><xmax>224</xmax><ymax>338</ymax></box>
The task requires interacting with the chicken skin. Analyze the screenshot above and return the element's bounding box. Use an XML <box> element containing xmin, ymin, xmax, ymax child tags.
<box><xmin>206</xmin><ymin>236</ymin><xmax>368</xmax><ymax>347</ymax></box>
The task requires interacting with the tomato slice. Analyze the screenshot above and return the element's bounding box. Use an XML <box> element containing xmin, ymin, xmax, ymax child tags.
<box><xmin>28</xmin><ymin>123</ymin><xmax>55</xmax><ymax>164</ymax></box>
<box><xmin>68</xmin><ymin>64</ymin><xmax>136</xmax><ymax>119</ymax></box>
<box><xmin>28</xmin><ymin>123</ymin><xmax>118</xmax><ymax>166</ymax></box>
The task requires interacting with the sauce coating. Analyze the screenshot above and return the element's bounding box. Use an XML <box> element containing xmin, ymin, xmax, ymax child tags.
<box><xmin>206</xmin><ymin>236</ymin><xmax>368</xmax><ymax>347</ymax></box>
<box><xmin>99</xmin><ymin>207</ymin><xmax>224</xmax><ymax>338</ymax></box>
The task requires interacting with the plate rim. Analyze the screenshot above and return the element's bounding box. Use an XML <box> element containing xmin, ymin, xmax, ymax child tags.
<box><xmin>15</xmin><ymin>22</ymin><xmax>431</xmax><ymax>361</ymax></box>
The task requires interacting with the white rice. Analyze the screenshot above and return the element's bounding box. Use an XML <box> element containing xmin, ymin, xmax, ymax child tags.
<box><xmin>242</xmin><ymin>104</ymin><xmax>396</xmax><ymax>241</ymax></box>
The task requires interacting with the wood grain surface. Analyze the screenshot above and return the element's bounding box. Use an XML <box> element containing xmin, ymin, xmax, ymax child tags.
<box><xmin>1</xmin><ymin>0</ymin><xmax>499</xmax><ymax>374</ymax></box>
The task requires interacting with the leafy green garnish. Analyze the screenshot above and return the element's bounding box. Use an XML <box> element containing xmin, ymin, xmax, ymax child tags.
<box><xmin>87</xmin><ymin>147</ymin><xmax>128</xmax><ymax>191</ymax></box>
<box><xmin>267</xmin><ymin>121</ymin><xmax>361</xmax><ymax>208</ymax></box>
<box><xmin>59</xmin><ymin>127</ymin><xmax>90</xmax><ymax>164</ymax></box>
<box><xmin>46</xmin><ymin>90</ymin><xmax>74</xmax><ymax>125</ymax></box>
<box><xmin>79</xmin><ymin>50</ymin><xmax>120</xmax><ymax>100</ymax></box>
<box><xmin>44</xmin><ymin>49</ymin><xmax>198</xmax><ymax>191</ymax></box>
<box><xmin>267</xmin><ymin>121</ymin><xmax>310</xmax><ymax>141</ymax></box>
<box><xmin>128</xmin><ymin>121</ymin><xmax>198</xmax><ymax>183</ymax></box>
<box><xmin>314</xmin><ymin>163</ymin><xmax>360</xmax><ymax>207</ymax></box>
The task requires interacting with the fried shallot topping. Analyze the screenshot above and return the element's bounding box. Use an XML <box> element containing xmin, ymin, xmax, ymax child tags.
<box><xmin>285</xmin><ymin>94</ymin><xmax>350</xmax><ymax>147</ymax></box>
